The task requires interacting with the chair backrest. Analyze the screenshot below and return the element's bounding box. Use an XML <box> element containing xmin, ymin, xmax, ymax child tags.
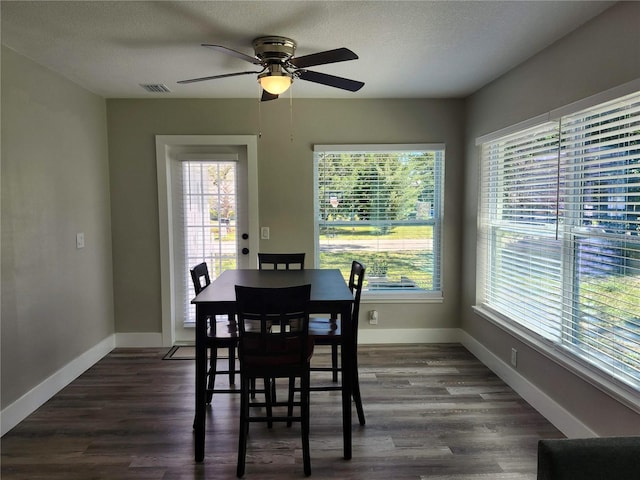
<box><xmin>235</xmin><ymin>284</ymin><xmax>312</xmax><ymax>370</ymax></box>
<box><xmin>190</xmin><ymin>262</ymin><xmax>211</xmax><ymax>295</ymax></box>
<box><xmin>537</xmin><ymin>437</ymin><xmax>640</xmax><ymax>480</ymax></box>
<box><xmin>257</xmin><ymin>253</ymin><xmax>305</xmax><ymax>271</ymax></box>
<box><xmin>348</xmin><ymin>261</ymin><xmax>366</xmax><ymax>342</ymax></box>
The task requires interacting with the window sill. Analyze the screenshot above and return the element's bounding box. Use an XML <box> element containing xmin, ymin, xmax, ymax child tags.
<box><xmin>362</xmin><ymin>291</ymin><xmax>443</xmax><ymax>304</ymax></box>
<box><xmin>472</xmin><ymin>305</ymin><xmax>640</xmax><ymax>414</ymax></box>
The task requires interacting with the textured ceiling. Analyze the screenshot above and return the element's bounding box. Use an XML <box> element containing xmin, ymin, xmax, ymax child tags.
<box><xmin>1</xmin><ymin>1</ymin><xmax>614</xmax><ymax>99</ymax></box>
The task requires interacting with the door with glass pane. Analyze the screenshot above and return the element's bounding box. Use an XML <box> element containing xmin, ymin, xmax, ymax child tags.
<box><xmin>173</xmin><ymin>156</ymin><xmax>251</xmax><ymax>343</ymax></box>
<box><xmin>156</xmin><ymin>135</ymin><xmax>258</xmax><ymax>347</ymax></box>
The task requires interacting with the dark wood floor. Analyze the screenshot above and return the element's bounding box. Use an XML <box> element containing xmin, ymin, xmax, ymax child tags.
<box><xmin>1</xmin><ymin>344</ymin><xmax>563</xmax><ymax>479</ymax></box>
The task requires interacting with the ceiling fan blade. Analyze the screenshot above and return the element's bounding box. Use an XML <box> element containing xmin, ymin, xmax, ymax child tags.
<box><xmin>289</xmin><ymin>47</ymin><xmax>358</xmax><ymax>69</ymax></box>
<box><xmin>261</xmin><ymin>90</ymin><xmax>279</xmax><ymax>102</ymax></box>
<box><xmin>202</xmin><ymin>44</ymin><xmax>261</xmax><ymax>65</ymax></box>
<box><xmin>177</xmin><ymin>71</ymin><xmax>260</xmax><ymax>84</ymax></box>
<box><xmin>296</xmin><ymin>70</ymin><xmax>364</xmax><ymax>92</ymax></box>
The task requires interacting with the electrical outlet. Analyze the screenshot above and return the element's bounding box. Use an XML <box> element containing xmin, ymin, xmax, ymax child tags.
<box><xmin>76</xmin><ymin>232</ymin><xmax>85</xmax><ymax>249</ymax></box>
<box><xmin>511</xmin><ymin>348</ymin><xmax>518</xmax><ymax>367</ymax></box>
<box><xmin>368</xmin><ymin>310</ymin><xmax>378</xmax><ymax>325</ymax></box>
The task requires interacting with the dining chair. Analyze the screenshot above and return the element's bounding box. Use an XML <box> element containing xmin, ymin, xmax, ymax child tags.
<box><xmin>190</xmin><ymin>262</ymin><xmax>239</xmax><ymax>404</ymax></box>
<box><xmin>308</xmin><ymin>260</ymin><xmax>366</xmax><ymax>425</ymax></box>
<box><xmin>257</xmin><ymin>252</ymin><xmax>305</xmax><ymax>270</ymax></box>
<box><xmin>257</xmin><ymin>252</ymin><xmax>305</xmax><ymax>399</ymax></box>
<box><xmin>235</xmin><ymin>284</ymin><xmax>314</xmax><ymax>477</ymax></box>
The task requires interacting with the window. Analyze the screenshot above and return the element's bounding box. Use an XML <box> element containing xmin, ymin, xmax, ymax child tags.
<box><xmin>314</xmin><ymin>144</ymin><xmax>444</xmax><ymax>298</ymax></box>
<box><xmin>174</xmin><ymin>160</ymin><xmax>238</xmax><ymax>323</ymax></box>
<box><xmin>478</xmin><ymin>90</ymin><xmax>640</xmax><ymax>394</ymax></box>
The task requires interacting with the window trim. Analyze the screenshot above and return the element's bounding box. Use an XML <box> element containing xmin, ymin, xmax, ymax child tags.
<box><xmin>313</xmin><ymin>144</ymin><xmax>445</xmax><ymax>302</ymax></box>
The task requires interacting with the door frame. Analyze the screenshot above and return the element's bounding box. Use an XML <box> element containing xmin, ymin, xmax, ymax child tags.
<box><xmin>156</xmin><ymin>135</ymin><xmax>259</xmax><ymax>347</ymax></box>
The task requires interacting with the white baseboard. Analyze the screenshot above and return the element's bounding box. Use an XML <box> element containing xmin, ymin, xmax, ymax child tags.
<box><xmin>460</xmin><ymin>331</ymin><xmax>596</xmax><ymax>438</ymax></box>
<box><xmin>115</xmin><ymin>332</ymin><xmax>164</xmax><ymax>347</ymax></box>
<box><xmin>358</xmin><ymin>327</ymin><xmax>462</xmax><ymax>344</ymax></box>
<box><xmin>1</xmin><ymin>335</ymin><xmax>116</xmax><ymax>436</ymax></box>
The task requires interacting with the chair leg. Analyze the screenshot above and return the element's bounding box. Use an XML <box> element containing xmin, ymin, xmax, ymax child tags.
<box><xmin>301</xmin><ymin>371</ymin><xmax>311</xmax><ymax>477</ymax></box>
<box><xmin>206</xmin><ymin>346</ymin><xmax>217</xmax><ymax>404</ymax></box>
<box><xmin>352</xmin><ymin>360</ymin><xmax>365</xmax><ymax>426</ymax></box>
<box><xmin>228</xmin><ymin>346</ymin><xmax>236</xmax><ymax>385</ymax></box>
<box><xmin>264</xmin><ymin>378</ymin><xmax>273</xmax><ymax>429</ymax></box>
<box><xmin>271</xmin><ymin>377</ymin><xmax>277</xmax><ymax>402</ymax></box>
<box><xmin>237</xmin><ymin>376</ymin><xmax>250</xmax><ymax>478</ymax></box>
<box><xmin>287</xmin><ymin>377</ymin><xmax>296</xmax><ymax>427</ymax></box>
<box><xmin>331</xmin><ymin>344</ymin><xmax>339</xmax><ymax>382</ymax></box>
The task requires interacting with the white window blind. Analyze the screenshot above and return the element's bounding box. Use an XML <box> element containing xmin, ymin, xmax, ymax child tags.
<box><xmin>315</xmin><ymin>145</ymin><xmax>444</xmax><ymax>294</ymax></box>
<box><xmin>559</xmin><ymin>92</ymin><xmax>640</xmax><ymax>390</ymax></box>
<box><xmin>478</xmin><ymin>122</ymin><xmax>563</xmax><ymax>339</ymax></box>
<box><xmin>173</xmin><ymin>160</ymin><xmax>238</xmax><ymax>323</ymax></box>
<box><xmin>478</xmin><ymin>91</ymin><xmax>640</xmax><ymax>392</ymax></box>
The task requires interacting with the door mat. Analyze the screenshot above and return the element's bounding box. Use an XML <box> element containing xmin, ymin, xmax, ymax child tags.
<box><xmin>163</xmin><ymin>346</ymin><xmax>230</xmax><ymax>360</ymax></box>
<box><xmin>163</xmin><ymin>346</ymin><xmax>196</xmax><ymax>360</ymax></box>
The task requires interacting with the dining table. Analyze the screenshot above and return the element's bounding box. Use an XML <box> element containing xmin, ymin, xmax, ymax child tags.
<box><xmin>191</xmin><ymin>268</ymin><xmax>355</xmax><ymax>463</ymax></box>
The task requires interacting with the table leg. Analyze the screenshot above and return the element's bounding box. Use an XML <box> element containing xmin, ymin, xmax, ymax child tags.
<box><xmin>195</xmin><ymin>305</ymin><xmax>206</xmax><ymax>462</ymax></box>
<box><xmin>340</xmin><ymin>305</ymin><xmax>353</xmax><ymax>460</ymax></box>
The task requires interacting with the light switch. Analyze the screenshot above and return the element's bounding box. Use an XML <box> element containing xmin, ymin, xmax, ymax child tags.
<box><xmin>261</xmin><ymin>227</ymin><xmax>270</xmax><ymax>240</ymax></box>
<box><xmin>76</xmin><ymin>232</ymin><xmax>85</xmax><ymax>249</ymax></box>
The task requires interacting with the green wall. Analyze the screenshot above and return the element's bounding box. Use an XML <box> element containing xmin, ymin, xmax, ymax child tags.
<box><xmin>1</xmin><ymin>46</ymin><xmax>114</xmax><ymax>409</ymax></box>
<box><xmin>106</xmin><ymin>97</ymin><xmax>465</xmax><ymax>335</ymax></box>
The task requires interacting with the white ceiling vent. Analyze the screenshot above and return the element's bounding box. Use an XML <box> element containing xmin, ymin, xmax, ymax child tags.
<box><xmin>140</xmin><ymin>84</ymin><xmax>171</xmax><ymax>93</ymax></box>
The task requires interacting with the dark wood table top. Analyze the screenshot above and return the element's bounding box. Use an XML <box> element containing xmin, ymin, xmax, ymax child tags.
<box><xmin>192</xmin><ymin>268</ymin><xmax>353</xmax><ymax>310</ymax></box>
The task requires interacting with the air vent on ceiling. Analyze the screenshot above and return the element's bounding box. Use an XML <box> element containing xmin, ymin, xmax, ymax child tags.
<box><xmin>140</xmin><ymin>84</ymin><xmax>171</xmax><ymax>93</ymax></box>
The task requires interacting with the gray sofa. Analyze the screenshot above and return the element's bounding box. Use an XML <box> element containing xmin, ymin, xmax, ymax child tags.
<box><xmin>537</xmin><ymin>436</ymin><xmax>640</xmax><ymax>480</ymax></box>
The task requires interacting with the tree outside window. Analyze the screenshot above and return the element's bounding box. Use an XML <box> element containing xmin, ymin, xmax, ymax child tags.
<box><xmin>314</xmin><ymin>145</ymin><xmax>444</xmax><ymax>296</ymax></box>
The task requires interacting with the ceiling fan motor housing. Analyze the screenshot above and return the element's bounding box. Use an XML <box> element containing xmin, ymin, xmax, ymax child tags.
<box><xmin>252</xmin><ymin>36</ymin><xmax>297</xmax><ymax>62</ymax></box>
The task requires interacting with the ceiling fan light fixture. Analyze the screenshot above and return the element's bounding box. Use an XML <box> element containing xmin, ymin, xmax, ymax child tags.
<box><xmin>258</xmin><ymin>71</ymin><xmax>293</xmax><ymax>95</ymax></box>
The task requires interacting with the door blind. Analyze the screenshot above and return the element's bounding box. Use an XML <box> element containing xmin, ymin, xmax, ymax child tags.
<box><xmin>173</xmin><ymin>160</ymin><xmax>238</xmax><ymax>323</ymax></box>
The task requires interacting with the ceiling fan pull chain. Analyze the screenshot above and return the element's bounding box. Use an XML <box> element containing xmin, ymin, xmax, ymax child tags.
<box><xmin>258</xmin><ymin>86</ymin><xmax>263</xmax><ymax>139</ymax></box>
<box><xmin>289</xmin><ymin>86</ymin><xmax>294</xmax><ymax>143</ymax></box>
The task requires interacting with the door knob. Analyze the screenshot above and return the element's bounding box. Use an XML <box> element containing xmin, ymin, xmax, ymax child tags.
<box><xmin>242</xmin><ymin>248</ymin><xmax>249</xmax><ymax>255</ymax></box>
<box><xmin>242</xmin><ymin>233</ymin><xmax>249</xmax><ymax>240</ymax></box>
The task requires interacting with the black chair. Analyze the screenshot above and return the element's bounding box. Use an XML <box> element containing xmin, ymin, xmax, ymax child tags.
<box><xmin>309</xmin><ymin>260</ymin><xmax>366</xmax><ymax>425</ymax></box>
<box><xmin>257</xmin><ymin>252</ymin><xmax>305</xmax><ymax>270</ymax></box>
<box><xmin>190</xmin><ymin>262</ymin><xmax>239</xmax><ymax>404</ymax></box>
<box><xmin>235</xmin><ymin>284</ymin><xmax>314</xmax><ymax>477</ymax></box>
<box><xmin>537</xmin><ymin>436</ymin><xmax>640</xmax><ymax>480</ymax></box>
<box><xmin>257</xmin><ymin>252</ymin><xmax>305</xmax><ymax>399</ymax></box>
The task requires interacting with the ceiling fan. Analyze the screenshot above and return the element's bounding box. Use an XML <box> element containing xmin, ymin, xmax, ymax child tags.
<box><xmin>178</xmin><ymin>36</ymin><xmax>365</xmax><ymax>101</ymax></box>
